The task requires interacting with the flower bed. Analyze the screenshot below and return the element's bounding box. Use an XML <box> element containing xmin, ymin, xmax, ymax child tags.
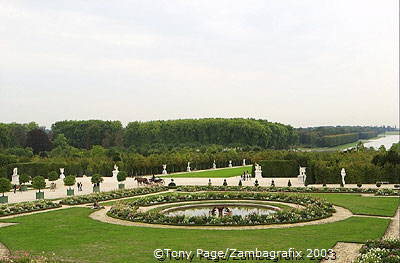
<box><xmin>176</xmin><ymin>185</ymin><xmax>398</xmax><ymax>196</ymax></box>
<box><xmin>354</xmin><ymin>238</ymin><xmax>400</xmax><ymax>263</ymax></box>
<box><xmin>0</xmin><ymin>200</ymin><xmax>61</xmax><ymax>217</ymax></box>
<box><xmin>59</xmin><ymin>186</ymin><xmax>168</xmax><ymax>205</ymax></box>
<box><xmin>108</xmin><ymin>192</ymin><xmax>335</xmax><ymax>226</ymax></box>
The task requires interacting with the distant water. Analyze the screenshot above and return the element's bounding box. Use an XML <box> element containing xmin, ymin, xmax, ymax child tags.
<box><xmin>363</xmin><ymin>134</ymin><xmax>399</xmax><ymax>149</ymax></box>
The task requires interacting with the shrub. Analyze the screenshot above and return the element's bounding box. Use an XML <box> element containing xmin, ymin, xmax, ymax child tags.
<box><xmin>288</xmin><ymin>180</ymin><xmax>292</xmax><ymax>187</ymax></box>
<box><xmin>271</xmin><ymin>180</ymin><xmax>275</xmax><ymax>187</ymax></box>
<box><xmin>32</xmin><ymin>176</ymin><xmax>46</xmax><ymax>192</ymax></box>
<box><xmin>354</xmin><ymin>238</ymin><xmax>400</xmax><ymax>263</ymax></box>
<box><xmin>376</xmin><ymin>182</ymin><xmax>382</xmax><ymax>187</ymax></box>
<box><xmin>117</xmin><ymin>171</ymin><xmax>127</xmax><ymax>182</ymax></box>
<box><xmin>0</xmin><ymin>178</ymin><xmax>11</xmax><ymax>196</ymax></box>
<box><xmin>357</xmin><ymin>183</ymin><xmax>362</xmax><ymax>188</ymax></box>
<box><xmin>238</xmin><ymin>180</ymin><xmax>242</xmax><ymax>187</ymax></box>
<box><xmin>254</xmin><ymin>179</ymin><xmax>259</xmax><ymax>187</ymax></box>
<box><xmin>48</xmin><ymin>171</ymin><xmax>59</xmax><ymax>181</ymax></box>
<box><xmin>64</xmin><ymin>175</ymin><xmax>76</xmax><ymax>188</ymax></box>
<box><xmin>19</xmin><ymin>174</ymin><xmax>30</xmax><ymax>185</ymax></box>
<box><xmin>223</xmin><ymin>179</ymin><xmax>227</xmax><ymax>186</ymax></box>
<box><xmin>91</xmin><ymin>174</ymin><xmax>103</xmax><ymax>185</ymax></box>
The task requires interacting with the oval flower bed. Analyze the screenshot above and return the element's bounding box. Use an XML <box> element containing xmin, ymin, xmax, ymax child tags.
<box><xmin>108</xmin><ymin>192</ymin><xmax>335</xmax><ymax>226</ymax></box>
<box><xmin>0</xmin><ymin>200</ymin><xmax>61</xmax><ymax>217</ymax></box>
<box><xmin>60</xmin><ymin>186</ymin><xmax>168</xmax><ymax>205</ymax></box>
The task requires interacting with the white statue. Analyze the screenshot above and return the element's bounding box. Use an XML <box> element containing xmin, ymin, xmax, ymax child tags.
<box><xmin>59</xmin><ymin>168</ymin><xmax>65</xmax><ymax>180</ymax></box>
<box><xmin>341</xmin><ymin>168</ymin><xmax>346</xmax><ymax>185</ymax></box>
<box><xmin>242</xmin><ymin>159</ymin><xmax>246</xmax><ymax>166</ymax></box>
<box><xmin>297</xmin><ymin>167</ymin><xmax>306</xmax><ymax>186</ymax></box>
<box><xmin>254</xmin><ymin>163</ymin><xmax>262</xmax><ymax>179</ymax></box>
<box><xmin>11</xmin><ymin>167</ymin><xmax>19</xmax><ymax>185</ymax></box>
<box><xmin>187</xmin><ymin>162</ymin><xmax>191</xmax><ymax>172</ymax></box>
<box><xmin>112</xmin><ymin>164</ymin><xmax>119</xmax><ymax>179</ymax></box>
<box><xmin>228</xmin><ymin>160</ymin><xmax>233</xmax><ymax>167</ymax></box>
<box><xmin>212</xmin><ymin>160</ymin><xmax>216</xmax><ymax>169</ymax></box>
<box><xmin>162</xmin><ymin>164</ymin><xmax>168</xmax><ymax>175</ymax></box>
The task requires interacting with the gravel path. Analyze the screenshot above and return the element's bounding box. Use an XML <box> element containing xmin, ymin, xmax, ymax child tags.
<box><xmin>90</xmin><ymin>205</ymin><xmax>352</xmax><ymax>230</ymax></box>
<box><xmin>320</xmin><ymin>242</ymin><xmax>363</xmax><ymax>263</ymax></box>
<box><xmin>384</xmin><ymin>206</ymin><xmax>400</xmax><ymax>239</ymax></box>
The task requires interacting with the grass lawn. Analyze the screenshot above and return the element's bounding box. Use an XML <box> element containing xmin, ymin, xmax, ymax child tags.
<box><xmin>164</xmin><ymin>166</ymin><xmax>252</xmax><ymax>178</ymax></box>
<box><xmin>0</xmin><ymin>208</ymin><xmax>390</xmax><ymax>263</ymax></box>
<box><xmin>287</xmin><ymin>193</ymin><xmax>399</xmax><ymax>217</ymax></box>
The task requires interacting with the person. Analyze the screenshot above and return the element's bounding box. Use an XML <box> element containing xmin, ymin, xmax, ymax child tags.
<box><xmin>13</xmin><ymin>184</ymin><xmax>17</xmax><ymax>193</ymax></box>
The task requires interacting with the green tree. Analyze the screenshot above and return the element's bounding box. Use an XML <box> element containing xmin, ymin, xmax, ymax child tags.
<box><xmin>63</xmin><ymin>175</ymin><xmax>76</xmax><ymax>189</ymax></box>
<box><xmin>117</xmin><ymin>171</ymin><xmax>127</xmax><ymax>182</ymax></box>
<box><xmin>91</xmin><ymin>174</ymin><xmax>103</xmax><ymax>185</ymax></box>
<box><xmin>19</xmin><ymin>174</ymin><xmax>31</xmax><ymax>185</ymax></box>
<box><xmin>48</xmin><ymin>171</ymin><xmax>59</xmax><ymax>181</ymax></box>
<box><xmin>32</xmin><ymin>176</ymin><xmax>46</xmax><ymax>192</ymax></box>
<box><xmin>0</xmin><ymin>178</ymin><xmax>11</xmax><ymax>196</ymax></box>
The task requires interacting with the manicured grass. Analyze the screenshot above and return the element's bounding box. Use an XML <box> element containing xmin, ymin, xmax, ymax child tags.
<box><xmin>291</xmin><ymin>193</ymin><xmax>399</xmax><ymax>217</ymax></box>
<box><xmin>0</xmin><ymin>208</ymin><xmax>390</xmax><ymax>263</ymax></box>
<box><xmin>164</xmin><ymin>166</ymin><xmax>252</xmax><ymax>178</ymax></box>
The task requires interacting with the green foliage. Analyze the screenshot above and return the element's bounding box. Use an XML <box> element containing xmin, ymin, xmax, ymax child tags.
<box><xmin>0</xmin><ymin>178</ymin><xmax>11</xmax><ymax>195</ymax></box>
<box><xmin>31</xmin><ymin>176</ymin><xmax>46</xmax><ymax>191</ymax></box>
<box><xmin>0</xmin><ymin>200</ymin><xmax>60</xmax><ymax>216</ymax></box>
<box><xmin>60</xmin><ymin>186</ymin><xmax>167</xmax><ymax>205</ymax></box>
<box><xmin>47</xmin><ymin>171</ymin><xmax>59</xmax><ymax>181</ymax></box>
<box><xmin>25</xmin><ymin>128</ymin><xmax>52</xmax><ymax>154</ymax></box>
<box><xmin>116</xmin><ymin>171</ymin><xmax>127</xmax><ymax>182</ymax></box>
<box><xmin>91</xmin><ymin>174</ymin><xmax>103</xmax><ymax>185</ymax></box>
<box><xmin>124</xmin><ymin>118</ymin><xmax>298</xmax><ymax>150</ymax></box>
<box><xmin>19</xmin><ymin>174</ymin><xmax>30</xmax><ymax>185</ymax></box>
<box><xmin>63</xmin><ymin>175</ymin><xmax>76</xmax><ymax>187</ymax></box>
<box><xmin>260</xmin><ymin>160</ymin><xmax>298</xmax><ymax>178</ymax></box>
<box><xmin>109</xmin><ymin>192</ymin><xmax>335</xmax><ymax>226</ymax></box>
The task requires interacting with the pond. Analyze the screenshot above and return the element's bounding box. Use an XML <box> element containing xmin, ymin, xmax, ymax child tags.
<box><xmin>363</xmin><ymin>134</ymin><xmax>399</xmax><ymax>149</ymax></box>
<box><xmin>163</xmin><ymin>203</ymin><xmax>278</xmax><ymax>217</ymax></box>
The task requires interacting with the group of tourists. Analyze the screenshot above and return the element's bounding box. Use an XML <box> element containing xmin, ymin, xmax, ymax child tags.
<box><xmin>241</xmin><ymin>171</ymin><xmax>252</xmax><ymax>181</ymax></box>
<box><xmin>76</xmin><ymin>182</ymin><xmax>83</xmax><ymax>191</ymax></box>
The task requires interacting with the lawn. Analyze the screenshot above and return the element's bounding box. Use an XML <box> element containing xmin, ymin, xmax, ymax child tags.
<box><xmin>163</xmin><ymin>166</ymin><xmax>252</xmax><ymax>178</ymax></box>
<box><xmin>291</xmin><ymin>193</ymin><xmax>399</xmax><ymax>217</ymax></box>
<box><xmin>0</xmin><ymin>208</ymin><xmax>390</xmax><ymax>263</ymax></box>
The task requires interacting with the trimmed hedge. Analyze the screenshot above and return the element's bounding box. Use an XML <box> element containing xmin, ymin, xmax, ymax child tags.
<box><xmin>59</xmin><ymin>186</ymin><xmax>168</xmax><ymax>205</ymax></box>
<box><xmin>0</xmin><ymin>200</ymin><xmax>61</xmax><ymax>217</ymax></box>
<box><xmin>109</xmin><ymin>192</ymin><xmax>335</xmax><ymax>226</ymax></box>
<box><xmin>260</xmin><ymin>160</ymin><xmax>298</xmax><ymax>178</ymax></box>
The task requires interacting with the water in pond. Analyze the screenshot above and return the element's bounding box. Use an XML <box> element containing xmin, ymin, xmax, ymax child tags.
<box><xmin>363</xmin><ymin>134</ymin><xmax>399</xmax><ymax>149</ymax></box>
<box><xmin>164</xmin><ymin>205</ymin><xmax>277</xmax><ymax>217</ymax></box>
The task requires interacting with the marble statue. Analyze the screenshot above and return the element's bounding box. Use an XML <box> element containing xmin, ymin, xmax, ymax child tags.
<box><xmin>228</xmin><ymin>160</ymin><xmax>232</xmax><ymax>167</ymax></box>
<box><xmin>59</xmin><ymin>168</ymin><xmax>65</xmax><ymax>180</ymax></box>
<box><xmin>254</xmin><ymin>163</ymin><xmax>262</xmax><ymax>179</ymax></box>
<box><xmin>112</xmin><ymin>164</ymin><xmax>119</xmax><ymax>179</ymax></box>
<box><xmin>187</xmin><ymin>162</ymin><xmax>191</xmax><ymax>172</ymax></box>
<box><xmin>212</xmin><ymin>160</ymin><xmax>216</xmax><ymax>169</ymax></box>
<box><xmin>162</xmin><ymin>164</ymin><xmax>168</xmax><ymax>175</ymax></box>
<box><xmin>341</xmin><ymin>168</ymin><xmax>346</xmax><ymax>185</ymax></box>
<box><xmin>11</xmin><ymin>167</ymin><xmax>19</xmax><ymax>185</ymax></box>
<box><xmin>297</xmin><ymin>167</ymin><xmax>306</xmax><ymax>186</ymax></box>
<box><xmin>242</xmin><ymin>159</ymin><xmax>246</xmax><ymax>166</ymax></box>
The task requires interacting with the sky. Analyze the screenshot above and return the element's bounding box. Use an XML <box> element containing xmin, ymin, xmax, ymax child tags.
<box><xmin>0</xmin><ymin>0</ymin><xmax>398</xmax><ymax>128</ymax></box>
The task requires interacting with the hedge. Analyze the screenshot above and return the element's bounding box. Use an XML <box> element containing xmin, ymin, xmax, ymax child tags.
<box><xmin>260</xmin><ymin>160</ymin><xmax>298</xmax><ymax>178</ymax></box>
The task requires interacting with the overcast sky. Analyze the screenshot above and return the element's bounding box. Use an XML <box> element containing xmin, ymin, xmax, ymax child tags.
<box><xmin>0</xmin><ymin>0</ymin><xmax>398</xmax><ymax>128</ymax></box>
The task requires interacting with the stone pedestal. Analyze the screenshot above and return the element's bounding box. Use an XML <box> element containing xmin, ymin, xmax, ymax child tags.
<box><xmin>297</xmin><ymin>167</ymin><xmax>307</xmax><ymax>186</ymax></box>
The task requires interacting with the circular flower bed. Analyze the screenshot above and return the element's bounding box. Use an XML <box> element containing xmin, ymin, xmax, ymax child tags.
<box><xmin>108</xmin><ymin>192</ymin><xmax>335</xmax><ymax>226</ymax></box>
